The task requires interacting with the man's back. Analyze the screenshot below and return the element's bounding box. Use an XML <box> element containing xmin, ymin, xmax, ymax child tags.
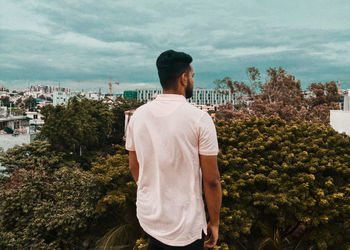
<box><xmin>126</xmin><ymin>94</ymin><xmax>218</xmax><ymax>246</ymax></box>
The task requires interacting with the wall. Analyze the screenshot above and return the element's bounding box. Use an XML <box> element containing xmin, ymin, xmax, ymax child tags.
<box><xmin>330</xmin><ymin>110</ymin><xmax>350</xmax><ymax>136</ymax></box>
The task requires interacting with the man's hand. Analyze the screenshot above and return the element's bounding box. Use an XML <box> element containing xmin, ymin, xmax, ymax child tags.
<box><xmin>204</xmin><ymin>221</ymin><xmax>219</xmax><ymax>248</ymax></box>
<box><xmin>128</xmin><ymin>151</ymin><xmax>139</xmax><ymax>183</ymax></box>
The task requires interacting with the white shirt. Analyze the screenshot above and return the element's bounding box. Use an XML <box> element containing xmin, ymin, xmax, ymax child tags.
<box><xmin>125</xmin><ymin>94</ymin><xmax>219</xmax><ymax>246</ymax></box>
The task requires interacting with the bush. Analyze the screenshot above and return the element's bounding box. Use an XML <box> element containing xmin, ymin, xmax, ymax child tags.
<box><xmin>91</xmin><ymin>145</ymin><xmax>143</xmax><ymax>249</ymax></box>
<box><xmin>216</xmin><ymin>117</ymin><xmax>350</xmax><ymax>249</ymax></box>
<box><xmin>0</xmin><ymin>141</ymin><xmax>104</xmax><ymax>249</ymax></box>
<box><xmin>0</xmin><ymin>166</ymin><xmax>103</xmax><ymax>249</ymax></box>
<box><xmin>0</xmin><ymin>140</ymin><xmax>74</xmax><ymax>178</ymax></box>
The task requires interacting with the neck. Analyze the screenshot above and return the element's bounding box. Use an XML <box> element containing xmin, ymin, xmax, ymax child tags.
<box><xmin>163</xmin><ymin>89</ymin><xmax>185</xmax><ymax>98</ymax></box>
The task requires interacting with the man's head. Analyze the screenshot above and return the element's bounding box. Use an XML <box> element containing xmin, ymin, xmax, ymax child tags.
<box><xmin>156</xmin><ymin>50</ymin><xmax>194</xmax><ymax>98</ymax></box>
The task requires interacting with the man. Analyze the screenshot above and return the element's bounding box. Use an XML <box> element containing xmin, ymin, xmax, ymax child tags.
<box><xmin>125</xmin><ymin>50</ymin><xmax>222</xmax><ymax>249</ymax></box>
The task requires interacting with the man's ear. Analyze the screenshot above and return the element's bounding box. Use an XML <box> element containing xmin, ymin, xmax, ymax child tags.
<box><xmin>180</xmin><ymin>72</ymin><xmax>187</xmax><ymax>87</ymax></box>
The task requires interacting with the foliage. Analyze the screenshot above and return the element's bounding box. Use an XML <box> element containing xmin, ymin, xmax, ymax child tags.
<box><xmin>306</xmin><ymin>81</ymin><xmax>341</xmax><ymax>123</ymax></box>
<box><xmin>214</xmin><ymin>77</ymin><xmax>253</xmax><ymax>108</ymax></box>
<box><xmin>110</xmin><ymin>96</ymin><xmax>145</xmax><ymax>145</ymax></box>
<box><xmin>215</xmin><ymin>67</ymin><xmax>341</xmax><ymax>124</ymax></box>
<box><xmin>38</xmin><ymin>96</ymin><xmax>114</xmax><ymax>169</ymax></box>
<box><xmin>216</xmin><ymin>117</ymin><xmax>350</xmax><ymax>249</ymax></box>
<box><xmin>0</xmin><ymin>165</ymin><xmax>103</xmax><ymax>249</ymax></box>
<box><xmin>0</xmin><ymin>96</ymin><xmax>11</xmax><ymax>106</ymax></box>
<box><xmin>250</xmin><ymin>67</ymin><xmax>307</xmax><ymax>122</ymax></box>
<box><xmin>24</xmin><ymin>96</ymin><xmax>37</xmax><ymax>110</ymax></box>
<box><xmin>91</xmin><ymin>145</ymin><xmax>144</xmax><ymax>249</ymax></box>
<box><xmin>0</xmin><ymin>140</ymin><xmax>75</xmax><ymax>180</ymax></box>
<box><xmin>37</xmin><ymin>96</ymin><xmax>143</xmax><ymax>169</ymax></box>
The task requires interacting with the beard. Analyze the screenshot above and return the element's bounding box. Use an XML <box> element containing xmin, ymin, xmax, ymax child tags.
<box><xmin>185</xmin><ymin>79</ymin><xmax>193</xmax><ymax>99</ymax></box>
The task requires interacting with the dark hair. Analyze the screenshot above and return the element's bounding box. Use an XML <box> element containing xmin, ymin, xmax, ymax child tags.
<box><xmin>156</xmin><ymin>50</ymin><xmax>192</xmax><ymax>90</ymax></box>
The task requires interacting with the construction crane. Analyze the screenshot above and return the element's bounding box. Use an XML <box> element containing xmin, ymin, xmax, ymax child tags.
<box><xmin>108</xmin><ymin>79</ymin><xmax>120</xmax><ymax>97</ymax></box>
<box><xmin>337</xmin><ymin>80</ymin><xmax>350</xmax><ymax>94</ymax></box>
<box><xmin>73</xmin><ymin>79</ymin><xmax>120</xmax><ymax>96</ymax></box>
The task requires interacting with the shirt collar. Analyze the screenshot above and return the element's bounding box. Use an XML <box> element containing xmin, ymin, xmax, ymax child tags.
<box><xmin>155</xmin><ymin>94</ymin><xmax>187</xmax><ymax>101</ymax></box>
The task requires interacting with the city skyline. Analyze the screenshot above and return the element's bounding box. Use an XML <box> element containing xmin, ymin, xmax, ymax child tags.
<box><xmin>1</xmin><ymin>1</ymin><xmax>350</xmax><ymax>91</ymax></box>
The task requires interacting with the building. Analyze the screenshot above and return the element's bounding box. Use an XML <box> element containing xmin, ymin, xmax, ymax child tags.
<box><xmin>0</xmin><ymin>115</ymin><xmax>29</xmax><ymax>133</ymax></box>
<box><xmin>136</xmin><ymin>89</ymin><xmax>163</xmax><ymax>102</ymax></box>
<box><xmin>330</xmin><ymin>90</ymin><xmax>350</xmax><ymax>136</ymax></box>
<box><xmin>132</xmin><ymin>88</ymin><xmax>234</xmax><ymax>106</ymax></box>
<box><xmin>190</xmin><ymin>88</ymin><xmax>233</xmax><ymax>105</ymax></box>
<box><xmin>30</xmin><ymin>85</ymin><xmax>71</xmax><ymax>94</ymax></box>
<box><xmin>123</xmin><ymin>90</ymin><xmax>137</xmax><ymax>99</ymax></box>
<box><xmin>52</xmin><ymin>91</ymin><xmax>76</xmax><ymax>106</ymax></box>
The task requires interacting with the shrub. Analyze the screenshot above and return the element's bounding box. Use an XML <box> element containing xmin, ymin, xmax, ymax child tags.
<box><xmin>91</xmin><ymin>145</ymin><xmax>143</xmax><ymax>249</ymax></box>
<box><xmin>216</xmin><ymin>117</ymin><xmax>350</xmax><ymax>249</ymax></box>
<box><xmin>0</xmin><ymin>141</ymin><xmax>104</xmax><ymax>249</ymax></box>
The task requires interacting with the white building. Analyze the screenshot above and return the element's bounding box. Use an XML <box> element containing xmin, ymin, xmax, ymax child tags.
<box><xmin>137</xmin><ymin>89</ymin><xmax>162</xmax><ymax>102</ymax></box>
<box><xmin>190</xmin><ymin>88</ymin><xmax>233</xmax><ymax>105</ymax></box>
<box><xmin>330</xmin><ymin>90</ymin><xmax>350</xmax><ymax>136</ymax></box>
<box><xmin>136</xmin><ymin>88</ymin><xmax>234</xmax><ymax>106</ymax></box>
<box><xmin>26</xmin><ymin>111</ymin><xmax>44</xmax><ymax>126</ymax></box>
<box><xmin>52</xmin><ymin>91</ymin><xmax>76</xmax><ymax>106</ymax></box>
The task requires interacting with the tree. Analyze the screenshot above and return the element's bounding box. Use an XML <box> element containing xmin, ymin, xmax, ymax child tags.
<box><xmin>216</xmin><ymin>117</ymin><xmax>350</xmax><ymax>249</ymax></box>
<box><xmin>249</xmin><ymin>67</ymin><xmax>307</xmax><ymax>122</ymax></box>
<box><xmin>91</xmin><ymin>145</ymin><xmax>144</xmax><ymax>249</ymax></box>
<box><xmin>38</xmin><ymin>96</ymin><xmax>114</xmax><ymax>169</ymax></box>
<box><xmin>37</xmin><ymin>96</ymin><xmax>144</xmax><ymax>169</ymax></box>
<box><xmin>246</xmin><ymin>67</ymin><xmax>263</xmax><ymax>94</ymax></box>
<box><xmin>215</xmin><ymin>67</ymin><xmax>339</xmax><ymax>124</ymax></box>
<box><xmin>110</xmin><ymin>97</ymin><xmax>145</xmax><ymax>145</ymax></box>
<box><xmin>0</xmin><ymin>167</ymin><xmax>103</xmax><ymax>249</ymax></box>
<box><xmin>0</xmin><ymin>140</ymin><xmax>75</xmax><ymax>181</ymax></box>
<box><xmin>23</xmin><ymin>96</ymin><xmax>37</xmax><ymax>111</ymax></box>
<box><xmin>306</xmin><ymin>81</ymin><xmax>340</xmax><ymax>123</ymax></box>
<box><xmin>15</xmin><ymin>97</ymin><xmax>22</xmax><ymax>107</ymax></box>
<box><xmin>0</xmin><ymin>96</ymin><xmax>10</xmax><ymax>106</ymax></box>
<box><xmin>0</xmin><ymin>140</ymin><xmax>104</xmax><ymax>249</ymax></box>
<box><xmin>214</xmin><ymin>77</ymin><xmax>253</xmax><ymax>108</ymax></box>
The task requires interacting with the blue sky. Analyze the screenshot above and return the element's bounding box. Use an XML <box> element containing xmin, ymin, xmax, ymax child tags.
<box><xmin>1</xmin><ymin>0</ymin><xmax>350</xmax><ymax>93</ymax></box>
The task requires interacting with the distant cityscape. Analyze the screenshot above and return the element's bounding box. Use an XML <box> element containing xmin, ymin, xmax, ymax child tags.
<box><xmin>0</xmin><ymin>84</ymin><xmax>349</xmax><ymax>153</ymax></box>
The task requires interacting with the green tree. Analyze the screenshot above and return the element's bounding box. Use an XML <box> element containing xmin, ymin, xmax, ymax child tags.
<box><xmin>37</xmin><ymin>96</ymin><xmax>144</xmax><ymax>169</ymax></box>
<box><xmin>38</xmin><ymin>96</ymin><xmax>114</xmax><ymax>169</ymax></box>
<box><xmin>15</xmin><ymin>97</ymin><xmax>22</xmax><ymax>107</ymax></box>
<box><xmin>23</xmin><ymin>96</ymin><xmax>37</xmax><ymax>111</ymax></box>
<box><xmin>216</xmin><ymin>117</ymin><xmax>350</xmax><ymax>249</ymax></box>
<box><xmin>91</xmin><ymin>145</ymin><xmax>144</xmax><ymax>249</ymax></box>
<box><xmin>0</xmin><ymin>140</ymin><xmax>75</xmax><ymax>181</ymax></box>
<box><xmin>110</xmin><ymin>96</ymin><xmax>145</xmax><ymax>145</ymax></box>
<box><xmin>0</xmin><ymin>167</ymin><xmax>103</xmax><ymax>249</ymax></box>
<box><xmin>0</xmin><ymin>96</ymin><xmax>10</xmax><ymax>106</ymax></box>
<box><xmin>0</xmin><ymin>140</ymin><xmax>104</xmax><ymax>249</ymax></box>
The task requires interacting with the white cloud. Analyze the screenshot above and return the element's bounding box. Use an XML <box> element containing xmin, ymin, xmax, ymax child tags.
<box><xmin>215</xmin><ymin>46</ymin><xmax>298</xmax><ymax>58</ymax></box>
<box><xmin>55</xmin><ymin>32</ymin><xmax>147</xmax><ymax>52</ymax></box>
<box><xmin>0</xmin><ymin>0</ymin><xmax>50</xmax><ymax>34</ymax></box>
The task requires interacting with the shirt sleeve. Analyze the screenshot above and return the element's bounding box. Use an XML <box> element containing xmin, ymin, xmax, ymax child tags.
<box><xmin>198</xmin><ymin>112</ymin><xmax>219</xmax><ymax>155</ymax></box>
<box><xmin>125</xmin><ymin>115</ymin><xmax>136</xmax><ymax>151</ymax></box>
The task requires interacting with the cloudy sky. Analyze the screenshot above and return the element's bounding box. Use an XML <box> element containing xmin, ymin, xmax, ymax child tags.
<box><xmin>1</xmin><ymin>0</ymin><xmax>350</xmax><ymax>93</ymax></box>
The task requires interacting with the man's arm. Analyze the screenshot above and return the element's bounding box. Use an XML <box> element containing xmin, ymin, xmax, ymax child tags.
<box><xmin>128</xmin><ymin>151</ymin><xmax>139</xmax><ymax>183</ymax></box>
<box><xmin>199</xmin><ymin>155</ymin><xmax>222</xmax><ymax>248</ymax></box>
<box><xmin>200</xmin><ymin>155</ymin><xmax>221</xmax><ymax>224</ymax></box>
